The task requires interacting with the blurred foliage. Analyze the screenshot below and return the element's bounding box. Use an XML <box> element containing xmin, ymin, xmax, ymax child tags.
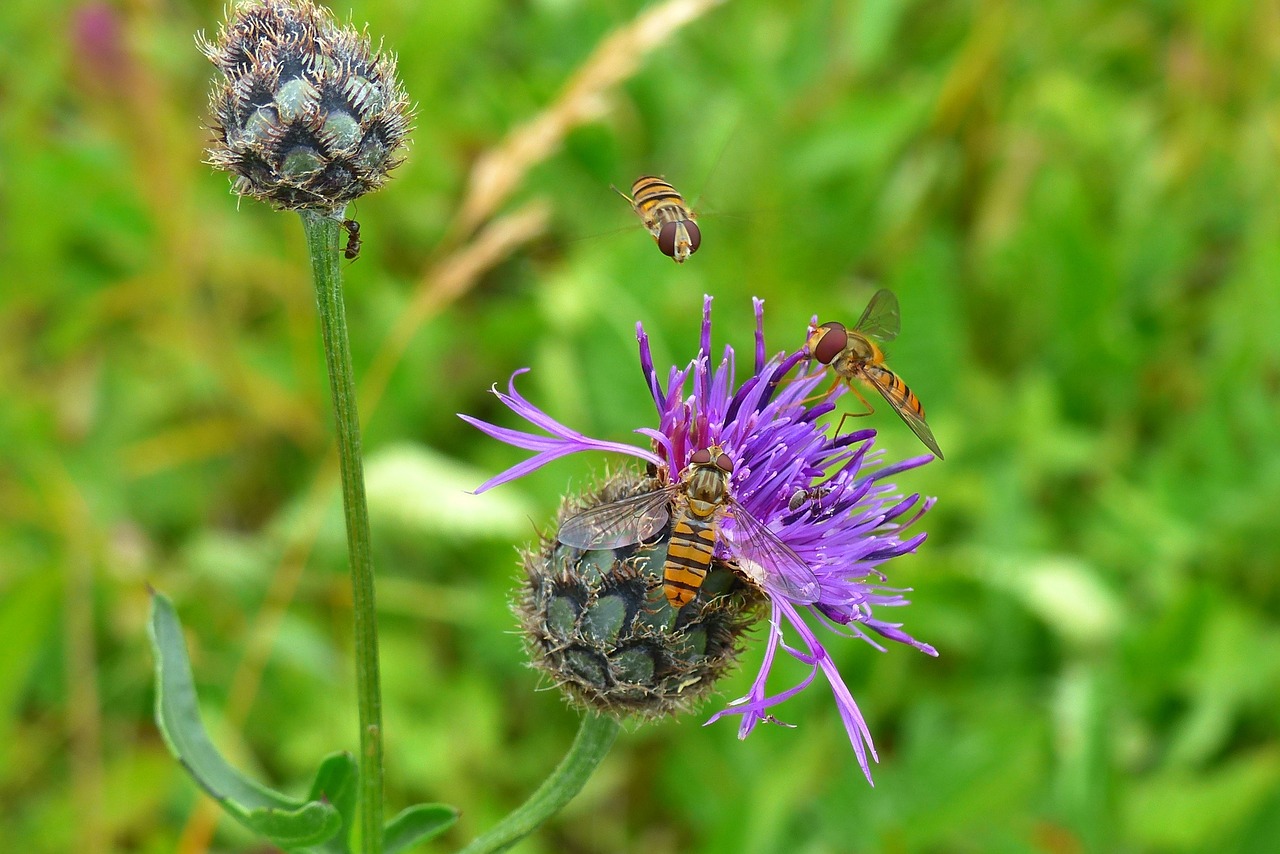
<box><xmin>2</xmin><ymin>0</ymin><xmax>1279</xmax><ymax>851</ymax></box>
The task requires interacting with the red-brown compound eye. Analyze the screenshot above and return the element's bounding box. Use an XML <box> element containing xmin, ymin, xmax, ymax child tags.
<box><xmin>657</xmin><ymin>221</ymin><xmax>679</xmax><ymax>257</ymax></box>
<box><xmin>713</xmin><ymin>451</ymin><xmax>733</xmax><ymax>473</ymax></box>
<box><xmin>810</xmin><ymin>322</ymin><xmax>847</xmax><ymax>365</ymax></box>
<box><xmin>689</xmin><ymin>448</ymin><xmax>712</xmax><ymax>465</ymax></box>
<box><xmin>684</xmin><ymin>221</ymin><xmax>701</xmax><ymax>254</ymax></box>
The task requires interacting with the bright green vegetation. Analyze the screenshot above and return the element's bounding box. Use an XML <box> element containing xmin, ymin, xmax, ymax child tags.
<box><xmin>2</xmin><ymin>0</ymin><xmax>1278</xmax><ymax>851</ymax></box>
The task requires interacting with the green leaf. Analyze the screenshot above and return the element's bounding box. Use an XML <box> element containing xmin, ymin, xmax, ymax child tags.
<box><xmin>305</xmin><ymin>752</ymin><xmax>359</xmax><ymax>854</ymax></box>
<box><xmin>242</xmin><ymin>802</ymin><xmax>342</xmax><ymax>849</ymax></box>
<box><xmin>383</xmin><ymin>803</ymin><xmax>460</xmax><ymax>853</ymax></box>
<box><xmin>147</xmin><ymin>589</ymin><xmax>343</xmax><ymax>850</ymax></box>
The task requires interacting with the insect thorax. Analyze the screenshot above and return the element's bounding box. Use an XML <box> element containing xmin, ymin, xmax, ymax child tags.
<box><xmin>846</xmin><ymin>333</ymin><xmax>879</xmax><ymax>363</ymax></box>
<box><xmin>684</xmin><ymin>466</ymin><xmax>730</xmax><ymax>510</ymax></box>
<box><xmin>652</xmin><ymin>204</ymin><xmax>693</xmax><ymax>225</ymax></box>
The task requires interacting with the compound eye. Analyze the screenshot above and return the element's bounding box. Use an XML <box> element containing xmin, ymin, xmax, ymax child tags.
<box><xmin>810</xmin><ymin>322</ymin><xmax>847</xmax><ymax>365</ymax></box>
<box><xmin>685</xmin><ymin>221</ymin><xmax>701</xmax><ymax>254</ymax></box>
<box><xmin>689</xmin><ymin>448</ymin><xmax>712</xmax><ymax>465</ymax></box>
<box><xmin>713</xmin><ymin>452</ymin><xmax>733</xmax><ymax>473</ymax></box>
<box><xmin>657</xmin><ymin>221</ymin><xmax>679</xmax><ymax>257</ymax></box>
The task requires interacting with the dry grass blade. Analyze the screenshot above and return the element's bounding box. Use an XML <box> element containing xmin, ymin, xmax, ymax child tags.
<box><xmin>451</xmin><ymin>0</ymin><xmax>729</xmax><ymax>239</ymax></box>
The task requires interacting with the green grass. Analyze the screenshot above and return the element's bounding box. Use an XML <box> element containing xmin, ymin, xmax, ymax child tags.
<box><xmin>2</xmin><ymin>0</ymin><xmax>1279</xmax><ymax>850</ymax></box>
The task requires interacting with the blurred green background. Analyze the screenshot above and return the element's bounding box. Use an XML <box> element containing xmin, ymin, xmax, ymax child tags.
<box><xmin>3</xmin><ymin>0</ymin><xmax>1279</xmax><ymax>851</ymax></box>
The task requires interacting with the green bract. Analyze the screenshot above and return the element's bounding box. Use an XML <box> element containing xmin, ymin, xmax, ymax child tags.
<box><xmin>199</xmin><ymin>0</ymin><xmax>411</xmax><ymax>213</ymax></box>
<box><xmin>518</xmin><ymin>471</ymin><xmax>763</xmax><ymax>719</ymax></box>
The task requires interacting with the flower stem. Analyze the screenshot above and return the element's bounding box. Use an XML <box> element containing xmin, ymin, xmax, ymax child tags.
<box><xmin>458</xmin><ymin>713</ymin><xmax>620</xmax><ymax>854</ymax></box>
<box><xmin>301</xmin><ymin>210</ymin><xmax>384</xmax><ymax>854</ymax></box>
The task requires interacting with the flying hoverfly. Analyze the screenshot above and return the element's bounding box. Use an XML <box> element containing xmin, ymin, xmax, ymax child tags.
<box><xmin>613</xmin><ymin>175</ymin><xmax>702</xmax><ymax>263</ymax></box>
<box><xmin>807</xmin><ymin>289</ymin><xmax>944</xmax><ymax>459</ymax></box>
<box><xmin>557</xmin><ymin>446</ymin><xmax>821</xmax><ymax>608</ymax></box>
<box><xmin>341</xmin><ymin>218</ymin><xmax>362</xmax><ymax>260</ymax></box>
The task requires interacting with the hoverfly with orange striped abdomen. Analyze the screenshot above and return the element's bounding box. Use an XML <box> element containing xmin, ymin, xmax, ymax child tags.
<box><xmin>557</xmin><ymin>446</ymin><xmax>820</xmax><ymax>608</ymax></box>
<box><xmin>807</xmin><ymin>289</ymin><xmax>944</xmax><ymax>459</ymax></box>
<box><xmin>613</xmin><ymin>175</ymin><xmax>702</xmax><ymax>263</ymax></box>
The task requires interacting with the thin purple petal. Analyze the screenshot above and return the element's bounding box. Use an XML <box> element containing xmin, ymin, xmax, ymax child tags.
<box><xmin>462</xmin><ymin>297</ymin><xmax>937</xmax><ymax>781</ymax></box>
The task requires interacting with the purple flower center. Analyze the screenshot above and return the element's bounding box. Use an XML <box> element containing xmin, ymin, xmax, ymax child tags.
<box><xmin>461</xmin><ymin>296</ymin><xmax>937</xmax><ymax>783</ymax></box>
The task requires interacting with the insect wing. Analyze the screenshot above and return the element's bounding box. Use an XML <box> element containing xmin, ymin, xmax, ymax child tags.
<box><xmin>557</xmin><ymin>486</ymin><xmax>676</xmax><ymax>550</ymax></box>
<box><xmin>865</xmin><ymin>371</ymin><xmax>944</xmax><ymax>459</ymax></box>
<box><xmin>852</xmin><ymin>289</ymin><xmax>901</xmax><ymax>343</ymax></box>
<box><xmin>723</xmin><ymin>501</ymin><xmax>821</xmax><ymax>603</ymax></box>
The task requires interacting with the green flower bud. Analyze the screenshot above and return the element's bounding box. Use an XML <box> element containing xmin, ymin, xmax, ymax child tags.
<box><xmin>517</xmin><ymin>471</ymin><xmax>763</xmax><ymax>720</ymax></box>
<box><xmin>198</xmin><ymin>0</ymin><xmax>411</xmax><ymax>213</ymax></box>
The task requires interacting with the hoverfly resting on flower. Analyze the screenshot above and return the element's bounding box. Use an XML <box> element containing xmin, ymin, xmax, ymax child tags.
<box><xmin>558</xmin><ymin>444</ymin><xmax>821</xmax><ymax>609</ymax></box>
<box><xmin>460</xmin><ymin>296</ymin><xmax>936</xmax><ymax>783</ymax></box>
<box><xmin>808</xmin><ymin>289</ymin><xmax>944</xmax><ymax>459</ymax></box>
<box><xmin>614</xmin><ymin>175</ymin><xmax>701</xmax><ymax>263</ymax></box>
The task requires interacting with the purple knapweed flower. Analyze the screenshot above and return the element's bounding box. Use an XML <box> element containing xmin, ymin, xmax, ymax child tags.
<box><xmin>461</xmin><ymin>296</ymin><xmax>937</xmax><ymax>783</ymax></box>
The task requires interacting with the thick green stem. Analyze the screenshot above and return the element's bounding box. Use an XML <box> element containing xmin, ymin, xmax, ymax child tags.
<box><xmin>458</xmin><ymin>713</ymin><xmax>620</xmax><ymax>854</ymax></box>
<box><xmin>301</xmin><ymin>210</ymin><xmax>384</xmax><ymax>854</ymax></box>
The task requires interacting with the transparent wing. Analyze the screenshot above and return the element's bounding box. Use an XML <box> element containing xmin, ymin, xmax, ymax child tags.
<box><xmin>865</xmin><ymin>371</ymin><xmax>944</xmax><ymax>459</ymax></box>
<box><xmin>557</xmin><ymin>486</ymin><xmax>677</xmax><ymax>550</ymax></box>
<box><xmin>852</xmin><ymin>289</ymin><xmax>900</xmax><ymax>343</ymax></box>
<box><xmin>723</xmin><ymin>500</ymin><xmax>822</xmax><ymax>604</ymax></box>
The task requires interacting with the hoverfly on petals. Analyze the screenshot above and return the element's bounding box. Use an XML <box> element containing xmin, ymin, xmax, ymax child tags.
<box><xmin>808</xmin><ymin>289</ymin><xmax>943</xmax><ymax>459</ymax></box>
<box><xmin>557</xmin><ymin>445</ymin><xmax>820</xmax><ymax>608</ymax></box>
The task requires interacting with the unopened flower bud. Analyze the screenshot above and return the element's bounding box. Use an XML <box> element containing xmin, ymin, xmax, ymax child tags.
<box><xmin>518</xmin><ymin>471</ymin><xmax>761</xmax><ymax>719</ymax></box>
<box><xmin>198</xmin><ymin>0</ymin><xmax>411</xmax><ymax>213</ymax></box>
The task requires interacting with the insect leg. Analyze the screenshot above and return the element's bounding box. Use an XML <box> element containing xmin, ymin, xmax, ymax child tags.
<box><xmin>801</xmin><ymin>377</ymin><xmax>843</xmax><ymax>406</ymax></box>
<box><xmin>834</xmin><ymin>384</ymin><xmax>877</xmax><ymax>437</ymax></box>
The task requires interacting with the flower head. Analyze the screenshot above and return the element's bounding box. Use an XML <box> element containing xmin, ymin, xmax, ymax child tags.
<box><xmin>199</xmin><ymin>0</ymin><xmax>411</xmax><ymax>213</ymax></box>
<box><xmin>462</xmin><ymin>297</ymin><xmax>937</xmax><ymax>783</ymax></box>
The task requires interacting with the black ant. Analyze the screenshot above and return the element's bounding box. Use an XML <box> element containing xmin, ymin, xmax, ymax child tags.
<box><xmin>341</xmin><ymin>218</ymin><xmax>362</xmax><ymax>260</ymax></box>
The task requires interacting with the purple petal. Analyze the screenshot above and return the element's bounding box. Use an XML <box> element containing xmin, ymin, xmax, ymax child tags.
<box><xmin>753</xmin><ymin>297</ymin><xmax>766</xmax><ymax>375</ymax></box>
<box><xmin>462</xmin><ymin>296</ymin><xmax>937</xmax><ymax>782</ymax></box>
<box><xmin>636</xmin><ymin>322</ymin><xmax>665</xmax><ymax>409</ymax></box>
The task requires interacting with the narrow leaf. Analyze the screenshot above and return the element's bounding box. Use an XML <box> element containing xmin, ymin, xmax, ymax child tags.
<box><xmin>384</xmin><ymin>804</ymin><xmax>460</xmax><ymax>854</ymax></box>
<box><xmin>148</xmin><ymin>589</ymin><xmax>342</xmax><ymax>850</ymax></box>
<box><xmin>244</xmin><ymin>802</ymin><xmax>343</xmax><ymax>849</ymax></box>
<box><xmin>306</xmin><ymin>752</ymin><xmax>359</xmax><ymax>854</ymax></box>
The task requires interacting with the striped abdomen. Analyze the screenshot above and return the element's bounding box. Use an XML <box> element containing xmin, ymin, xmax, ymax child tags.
<box><xmin>630</xmin><ymin>175</ymin><xmax>694</xmax><ymax>228</ymax></box>
<box><xmin>662</xmin><ymin>505</ymin><xmax>717</xmax><ymax>609</ymax></box>
<box><xmin>626</xmin><ymin>175</ymin><xmax>701</xmax><ymax>262</ymax></box>
<box><xmin>863</xmin><ymin>364</ymin><xmax>926</xmax><ymax>419</ymax></box>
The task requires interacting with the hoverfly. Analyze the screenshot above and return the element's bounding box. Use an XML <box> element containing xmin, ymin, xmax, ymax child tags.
<box><xmin>807</xmin><ymin>289</ymin><xmax>944</xmax><ymax>459</ymax></box>
<box><xmin>341</xmin><ymin>218</ymin><xmax>362</xmax><ymax>261</ymax></box>
<box><xmin>613</xmin><ymin>175</ymin><xmax>701</xmax><ymax>263</ymax></box>
<box><xmin>557</xmin><ymin>446</ymin><xmax>820</xmax><ymax>608</ymax></box>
